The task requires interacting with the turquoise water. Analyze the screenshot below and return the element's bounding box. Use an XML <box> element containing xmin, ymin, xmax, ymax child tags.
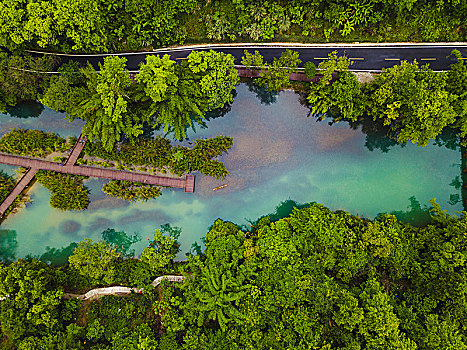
<box><xmin>0</xmin><ymin>84</ymin><xmax>463</xmax><ymax>262</ymax></box>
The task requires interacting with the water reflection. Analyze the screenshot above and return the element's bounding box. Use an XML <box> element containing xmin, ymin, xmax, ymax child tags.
<box><xmin>379</xmin><ymin>196</ymin><xmax>432</xmax><ymax>227</ymax></box>
<box><xmin>101</xmin><ymin>228</ymin><xmax>141</xmax><ymax>257</ymax></box>
<box><xmin>5</xmin><ymin>100</ymin><xmax>43</xmax><ymax>118</ymax></box>
<box><xmin>253</xmin><ymin>199</ymin><xmax>314</xmax><ymax>225</ymax></box>
<box><xmin>0</xmin><ymin>229</ymin><xmax>17</xmax><ymax>263</ymax></box>
<box><xmin>245</xmin><ymin>80</ymin><xmax>278</xmax><ymax>105</ymax></box>
<box><xmin>434</xmin><ymin>128</ymin><xmax>460</xmax><ymax>151</ymax></box>
<box><xmin>35</xmin><ymin>242</ymin><xmax>78</xmax><ymax>266</ymax></box>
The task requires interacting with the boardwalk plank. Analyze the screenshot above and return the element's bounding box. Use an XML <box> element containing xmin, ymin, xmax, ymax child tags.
<box><xmin>0</xmin><ymin>168</ymin><xmax>38</xmax><ymax>216</ymax></box>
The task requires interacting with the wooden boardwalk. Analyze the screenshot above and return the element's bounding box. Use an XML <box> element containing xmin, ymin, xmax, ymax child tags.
<box><xmin>0</xmin><ymin>168</ymin><xmax>38</xmax><ymax>216</ymax></box>
<box><xmin>0</xmin><ymin>153</ymin><xmax>193</xmax><ymax>190</ymax></box>
<box><xmin>65</xmin><ymin>134</ymin><xmax>87</xmax><ymax>166</ymax></box>
<box><xmin>0</xmin><ymin>136</ymin><xmax>195</xmax><ymax>217</ymax></box>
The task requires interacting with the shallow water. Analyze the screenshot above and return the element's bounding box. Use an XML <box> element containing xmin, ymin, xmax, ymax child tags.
<box><xmin>0</xmin><ymin>85</ymin><xmax>463</xmax><ymax>263</ymax></box>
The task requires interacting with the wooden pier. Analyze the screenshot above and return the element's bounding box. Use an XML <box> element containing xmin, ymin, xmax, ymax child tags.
<box><xmin>0</xmin><ymin>136</ymin><xmax>195</xmax><ymax>217</ymax></box>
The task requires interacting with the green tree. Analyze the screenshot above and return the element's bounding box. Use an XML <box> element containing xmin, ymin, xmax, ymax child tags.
<box><xmin>366</xmin><ymin>60</ymin><xmax>456</xmax><ymax>146</ymax></box>
<box><xmin>140</xmin><ymin>228</ymin><xmax>180</xmax><ymax>273</ymax></box>
<box><xmin>135</xmin><ymin>51</ymin><xmax>238</xmax><ymax>140</ymax></box>
<box><xmin>304</xmin><ymin>61</ymin><xmax>317</xmax><ymax>79</ymax></box>
<box><xmin>307</xmin><ymin>51</ymin><xmax>365</xmax><ymax>121</ymax></box>
<box><xmin>446</xmin><ymin>50</ymin><xmax>467</xmax><ymax>142</ymax></box>
<box><xmin>0</xmin><ymin>260</ymin><xmax>64</xmax><ymax>343</ymax></box>
<box><xmin>68</xmin><ymin>238</ymin><xmax>121</xmax><ymax>285</ymax></box>
<box><xmin>70</xmin><ymin>56</ymin><xmax>145</xmax><ymax>152</ymax></box>
<box><xmin>188</xmin><ymin>50</ymin><xmax>239</xmax><ymax>111</ymax></box>
<box><xmin>53</xmin><ymin>0</ymin><xmax>109</xmax><ymax>52</ymax></box>
<box><xmin>262</xmin><ymin>49</ymin><xmax>301</xmax><ymax>91</ymax></box>
<box><xmin>0</xmin><ymin>53</ymin><xmax>59</xmax><ymax>110</ymax></box>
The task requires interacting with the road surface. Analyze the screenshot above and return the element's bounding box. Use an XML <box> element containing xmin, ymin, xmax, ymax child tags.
<box><xmin>28</xmin><ymin>43</ymin><xmax>467</xmax><ymax>72</ymax></box>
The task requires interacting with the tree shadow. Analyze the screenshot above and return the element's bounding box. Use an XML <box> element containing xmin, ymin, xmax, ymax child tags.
<box><xmin>347</xmin><ymin>117</ymin><xmax>404</xmax><ymax>153</ymax></box>
<box><xmin>251</xmin><ymin>199</ymin><xmax>315</xmax><ymax>226</ymax></box>
<box><xmin>36</xmin><ymin>242</ymin><xmax>78</xmax><ymax>266</ymax></box>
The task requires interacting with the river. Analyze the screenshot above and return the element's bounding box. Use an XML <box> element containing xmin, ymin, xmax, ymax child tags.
<box><xmin>0</xmin><ymin>83</ymin><xmax>462</xmax><ymax>263</ymax></box>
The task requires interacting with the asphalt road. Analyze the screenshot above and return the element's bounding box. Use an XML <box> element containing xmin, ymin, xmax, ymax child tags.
<box><xmin>28</xmin><ymin>44</ymin><xmax>467</xmax><ymax>72</ymax></box>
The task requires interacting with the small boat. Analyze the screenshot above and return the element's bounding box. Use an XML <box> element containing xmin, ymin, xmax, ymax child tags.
<box><xmin>212</xmin><ymin>184</ymin><xmax>228</xmax><ymax>191</ymax></box>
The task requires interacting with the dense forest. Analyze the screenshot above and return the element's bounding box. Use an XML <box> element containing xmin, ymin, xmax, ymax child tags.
<box><xmin>0</xmin><ymin>4</ymin><xmax>466</xmax><ymax>347</ymax></box>
<box><xmin>0</xmin><ymin>202</ymin><xmax>466</xmax><ymax>349</ymax></box>
<box><xmin>0</xmin><ymin>0</ymin><xmax>465</xmax><ymax>53</ymax></box>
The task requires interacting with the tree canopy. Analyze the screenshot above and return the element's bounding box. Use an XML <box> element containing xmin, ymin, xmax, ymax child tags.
<box><xmin>307</xmin><ymin>50</ymin><xmax>467</xmax><ymax>146</ymax></box>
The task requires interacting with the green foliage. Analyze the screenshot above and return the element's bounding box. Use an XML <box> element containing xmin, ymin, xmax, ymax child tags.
<box><xmin>241</xmin><ymin>50</ymin><xmax>265</xmax><ymax>71</ymax></box>
<box><xmin>0</xmin><ymin>259</ymin><xmax>67</xmax><ymax>344</ymax></box>
<box><xmin>308</xmin><ymin>52</ymin><xmax>465</xmax><ymax>146</ymax></box>
<box><xmin>70</xmin><ymin>56</ymin><xmax>146</xmax><ymax>152</ymax></box>
<box><xmin>102</xmin><ymin>180</ymin><xmax>162</xmax><ymax>202</ymax></box>
<box><xmin>446</xmin><ymin>50</ymin><xmax>467</xmax><ymax>143</ymax></box>
<box><xmin>84</xmin><ymin>135</ymin><xmax>233</xmax><ymax>179</ymax></box>
<box><xmin>40</xmin><ymin>60</ymin><xmax>88</xmax><ymax>114</ymax></box>
<box><xmin>1</xmin><ymin>200</ymin><xmax>467</xmax><ymax>349</ymax></box>
<box><xmin>188</xmin><ymin>50</ymin><xmax>239</xmax><ymax>111</ymax></box>
<box><xmin>135</xmin><ymin>51</ymin><xmax>238</xmax><ymax>140</ymax></box>
<box><xmin>0</xmin><ymin>53</ymin><xmax>59</xmax><ymax>111</ymax></box>
<box><xmin>365</xmin><ymin>60</ymin><xmax>456</xmax><ymax>145</ymax></box>
<box><xmin>35</xmin><ymin>170</ymin><xmax>89</xmax><ymax>211</ymax></box>
<box><xmin>141</xmin><ymin>227</ymin><xmax>181</xmax><ymax>273</ymax></box>
<box><xmin>308</xmin><ymin>51</ymin><xmax>365</xmax><ymax>121</ymax></box>
<box><xmin>0</xmin><ymin>128</ymin><xmax>68</xmax><ymax>157</ymax></box>
<box><xmin>86</xmin><ymin>294</ymin><xmax>155</xmax><ymax>345</ymax></box>
<box><xmin>101</xmin><ymin>228</ymin><xmax>141</xmax><ymax>258</ymax></box>
<box><xmin>68</xmin><ymin>238</ymin><xmax>121</xmax><ymax>285</ymax></box>
<box><xmin>157</xmin><ymin>201</ymin><xmax>467</xmax><ymax>349</ymax></box>
<box><xmin>126</xmin><ymin>0</ymin><xmax>196</xmax><ymax>48</ymax></box>
<box><xmin>261</xmin><ymin>49</ymin><xmax>301</xmax><ymax>92</ymax></box>
<box><xmin>304</xmin><ymin>61</ymin><xmax>316</xmax><ymax>79</ymax></box>
<box><xmin>0</xmin><ymin>0</ymin><xmax>465</xmax><ymax>53</ymax></box>
<box><xmin>242</xmin><ymin>49</ymin><xmax>301</xmax><ymax>92</ymax></box>
<box><xmin>86</xmin><ymin>319</ymin><xmax>104</xmax><ymax>341</ymax></box>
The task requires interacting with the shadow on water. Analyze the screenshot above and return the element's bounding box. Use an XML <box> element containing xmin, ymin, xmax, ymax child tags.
<box><xmin>0</xmin><ymin>229</ymin><xmax>18</xmax><ymax>264</ymax></box>
<box><xmin>35</xmin><ymin>243</ymin><xmax>78</xmax><ymax>266</ymax></box>
<box><xmin>250</xmin><ymin>199</ymin><xmax>315</xmax><ymax>228</ymax></box>
<box><xmin>5</xmin><ymin>100</ymin><xmax>43</xmax><ymax>118</ymax></box>
<box><xmin>21</xmin><ymin>229</ymin><xmax>143</xmax><ymax>266</ymax></box>
<box><xmin>377</xmin><ymin>196</ymin><xmax>432</xmax><ymax>227</ymax></box>
<box><xmin>252</xmin><ymin>197</ymin><xmax>435</xmax><ymax>229</ymax></box>
<box><xmin>101</xmin><ymin>228</ymin><xmax>141</xmax><ymax>258</ymax></box>
<box><xmin>144</xmin><ymin>90</ymin><xmax>238</xmax><ymax>141</ymax></box>
<box><xmin>245</xmin><ymin>80</ymin><xmax>278</xmax><ymax>105</ymax></box>
<box><xmin>433</xmin><ymin>128</ymin><xmax>460</xmax><ymax>151</ymax></box>
<box><xmin>346</xmin><ymin>118</ymin><xmax>404</xmax><ymax>153</ymax></box>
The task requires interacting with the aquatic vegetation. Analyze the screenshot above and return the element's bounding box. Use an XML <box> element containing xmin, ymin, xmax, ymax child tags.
<box><xmin>0</xmin><ymin>129</ymin><xmax>71</xmax><ymax>158</ymax></box>
<box><xmin>84</xmin><ymin>135</ymin><xmax>233</xmax><ymax>179</ymax></box>
<box><xmin>35</xmin><ymin>171</ymin><xmax>89</xmax><ymax>211</ymax></box>
<box><xmin>102</xmin><ymin>180</ymin><xmax>162</xmax><ymax>202</ymax></box>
